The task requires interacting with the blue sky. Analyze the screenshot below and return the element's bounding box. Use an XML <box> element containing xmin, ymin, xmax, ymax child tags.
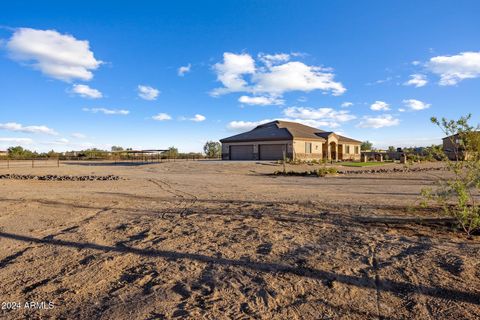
<box><xmin>1</xmin><ymin>1</ymin><xmax>479</xmax><ymax>152</ymax></box>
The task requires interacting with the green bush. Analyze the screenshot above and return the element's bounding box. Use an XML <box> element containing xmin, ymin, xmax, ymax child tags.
<box><xmin>421</xmin><ymin>114</ymin><xmax>480</xmax><ymax>235</ymax></box>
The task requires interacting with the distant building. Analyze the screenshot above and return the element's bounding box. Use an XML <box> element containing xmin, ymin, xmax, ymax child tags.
<box><xmin>442</xmin><ymin>132</ymin><xmax>480</xmax><ymax>160</ymax></box>
<box><xmin>220</xmin><ymin>120</ymin><xmax>362</xmax><ymax>161</ymax></box>
<box><xmin>0</xmin><ymin>150</ymin><xmax>8</xmax><ymax>157</ymax></box>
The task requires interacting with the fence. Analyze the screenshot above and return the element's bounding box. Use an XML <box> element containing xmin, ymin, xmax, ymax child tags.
<box><xmin>0</xmin><ymin>159</ymin><xmax>60</xmax><ymax>168</ymax></box>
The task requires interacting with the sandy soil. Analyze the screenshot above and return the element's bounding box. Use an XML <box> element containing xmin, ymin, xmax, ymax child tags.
<box><xmin>0</xmin><ymin>160</ymin><xmax>479</xmax><ymax>319</ymax></box>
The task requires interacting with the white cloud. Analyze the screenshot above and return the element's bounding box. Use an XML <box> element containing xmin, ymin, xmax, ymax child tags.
<box><xmin>178</xmin><ymin>64</ymin><xmax>191</xmax><ymax>76</ymax></box>
<box><xmin>71</xmin><ymin>84</ymin><xmax>103</xmax><ymax>99</ymax></box>
<box><xmin>238</xmin><ymin>95</ymin><xmax>284</xmax><ymax>106</ymax></box>
<box><xmin>82</xmin><ymin>108</ymin><xmax>129</xmax><ymax>115</ymax></box>
<box><xmin>283</xmin><ymin>106</ymin><xmax>356</xmax><ymax>123</ymax></box>
<box><xmin>341</xmin><ymin>102</ymin><xmax>353</xmax><ymax>107</ymax></box>
<box><xmin>227</xmin><ymin>119</ymin><xmax>273</xmax><ymax>131</ymax></box>
<box><xmin>226</xmin><ymin>117</ymin><xmax>344</xmax><ymax>132</ymax></box>
<box><xmin>137</xmin><ymin>85</ymin><xmax>160</xmax><ymax>100</ymax></box>
<box><xmin>412</xmin><ymin>61</ymin><xmax>421</xmax><ymax>66</ymax></box>
<box><xmin>370</xmin><ymin>101</ymin><xmax>390</xmax><ymax>111</ymax></box>
<box><xmin>403</xmin><ymin>99</ymin><xmax>431</xmax><ymax>110</ymax></box>
<box><xmin>6</xmin><ymin>28</ymin><xmax>102</xmax><ymax>82</ymax></box>
<box><xmin>398</xmin><ymin>108</ymin><xmax>406</xmax><ymax>112</ymax></box>
<box><xmin>0</xmin><ymin>122</ymin><xmax>57</xmax><ymax>135</ymax></box>
<box><xmin>427</xmin><ymin>51</ymin><xmax>480</xmax><ymax>85</ymax></box>
<box><xmin>191</xmin><ymin>114</ymin><xmax>206</xmax><ymax>122</ymax></box>
<box><xmin>71</xmin><ymin>132</ymin><xmax>87</xmax><ymax>139</ymax></box>
<box><xmin>211</xmin><ymin>52</ymin><xmax>345</xmax><ymax>97</ymax></box>
<box><xmin>253</xmin><ymin>61</ymin><xmax>346</xmax><ymax>96</ymax></box>
<box><xmin>0</xmin><ymin>137</ymin><xmax>34</xmax><ymax>144</ymax></box>
<box><xmin>403</xmin><ymin>74</ymin><xmax>428</xmax><ymax>87</ymax></box>
<box><xmin>258</xmin><ymin>53</ymin><xmax>290</xmax><ymax>67</ymax></box>
<box><xmin>152</xmin><ymin>113</ymin><xmax>172</xmax><ymax>121</ymax></box>
<box><xmin>211</xmin><ymin>52</ymin><xmax>256</xmax><ymax>96</ymax></box>
<box><xmin>357</xmin><ymin>115</ymin><xmax>399</xmax><ymax>129</ymax></box>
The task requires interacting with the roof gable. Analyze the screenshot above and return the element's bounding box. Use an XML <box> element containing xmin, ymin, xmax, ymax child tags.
<box><xmin>220</xmin><ymin>120</ymin><xmax>361</xmax><ymax>144</ymax></box>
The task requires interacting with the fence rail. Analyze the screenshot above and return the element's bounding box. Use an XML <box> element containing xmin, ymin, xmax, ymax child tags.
<box><xmin>0</xmin><ymin>159</ymin><xmax>60</xmax><ymax>168</ymax></box>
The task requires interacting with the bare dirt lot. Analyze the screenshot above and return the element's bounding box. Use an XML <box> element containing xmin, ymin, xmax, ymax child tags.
<box><xmin>0</xmin><ymin>160</ymin><xmax>479</xmax><ymax>319</ymax></box>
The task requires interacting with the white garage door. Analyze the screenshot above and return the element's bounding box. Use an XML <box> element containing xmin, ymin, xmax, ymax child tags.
<box><xmin>230</xmin><ymin>145</ymin><xmax>254</xmax><ymax>160</ymax></box>
<box><xmin>259</xmin><ymin>144</ymin><xmax>285</xmax><ymax>160</ymax></box>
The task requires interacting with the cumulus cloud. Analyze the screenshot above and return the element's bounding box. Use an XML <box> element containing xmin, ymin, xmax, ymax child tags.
<box><xmin>191</xmin><ymin>114</ymin><xmax>206</xmax><ymax>122</ymax></box>
<box><xmin>427</xmin><ymin>51</ymin><xmax>480</xmax><ymax>85</ymax></box>
<box><xmin>71</xmin><ymin>84</ymin><xmax>103</xmax><ymax>99</ymax></box>
<box><xmin>178</xmin><ymin>64</ymin><xmax>191</xmax><ymax>76</ymax></box>
<box><xmin>227</xmin><ymin>119</ymin><xmax>273</xmax><ymax>131</ymax></box>
<box><xmin>0</xmin><ymin>122</ymin><xmax>57</xmax><ymax>135</ymax></box>
<box><xmin>137</xmin><ymin>85</ymin><xmax>160</xmax><ymax>100</ymax></box>
<box><xmin>403</xmin><ymin>99</ymin><xmax>431</xmax><ymax>110</ymax></box>
<box><xmin>211</xmin><ymin>52</ymin><xmax>345</xmax><ymax>97</ymax></box>
<box><xmin>258</xmin><ymin>53</ymin><xmax>290</xmax><ymax>67</ymax></box>
<box><xmin>253</xmin><ymin>61</ymin><xmax>346</xmax><ymax>96</ymax></box>
<box><xmin>211</xmin><ymin>52</ymin><xmax>256</xmax><ymax>96</ymax></box>
<box><xmin>238</xmin><ymin>95</ymin><xmax>284</xmax><ymax>106</ymax></box>
<box><xmin>341</xmin><ymin>102</ymin><xmax>353</xmax><ymax>107</ymax></box>
<box><xmin>357</xmin><ymin>115</ymin><xmax>399</xmax><ymax>129</ymax></box>
<box><xmin>283</xmin><ymin>107</ymin><xmax>356</xmax><ymax>123</ymax></box>
<box><xmin>6</xmin><ymin>28</ymin><xmax>102</xmax><ymax>82</ymax></box>
<box><xmin>152</xmin><ymin>113</ymin><xmax>172</xmax><ymax>121</ymax></box>
<box><xmin>370</xmin><ymin>101</ymin><xmax>390</xmax><ymax>111</ymax></box>
<box><xmin>82</xmin><ymin>108</ymin><xmax>129</xmax><ymax>115</ymax></box>
<box><xmin>403</xmin><ymin>74</ymin><xmax>428</xmax><ymax>87</ymax></box>
<box><xmin>227</xmin><ymin>117</ymin><xmax>345</xmax><ymax>132</ymax></box>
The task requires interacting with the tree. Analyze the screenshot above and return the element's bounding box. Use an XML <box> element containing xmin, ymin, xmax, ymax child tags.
<box><xmin>388</xmin><ymin>146</ymin><xmax>396</xmax><ymax>152</ymax></box>
<box><xmin>422</xmin><ymin>114</ymin><xmax>480</xmax><ymax>235</ymax></box>
<box><xmin>111</xmin><ymin>146</ymin><xmax>124</xmax><ymax>152</ymax></box>
<box><xmin>165</xmin><ymin>146</ymin><xmax>178</xmax><ymax>158</ymax></box>
<box><xmin>361</xmin><ymin>141</ymin><xmax>373</xmax><ymax>151</ymax></box>
<box><xmin>7</xmin><ymin>146</ymin><xmax>36</xmax><ymax>159</ymax></box>
<box><xmin>203</xmin><ymin>141</ymin><xmax>221</xmax><ymax>158</ymax></box>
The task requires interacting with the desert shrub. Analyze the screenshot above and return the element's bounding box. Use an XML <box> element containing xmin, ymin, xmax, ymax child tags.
<box><xmin>421</xmin><ymin>114</ymin><xmax>480</xmax><ymax>235</ymax></box>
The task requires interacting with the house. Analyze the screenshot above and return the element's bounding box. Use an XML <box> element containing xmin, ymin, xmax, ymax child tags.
<box><xmin>0</xmin><ymin>150</ymin><xmax>8</xmax><ymax>157</ymax></box>
<box><xmin>442</xmin><ymin>132</ymin><xmax>480</xmax><ymax>160</ymax></box>
<box><xmin>220</xmin><ymin>120</ymin><xmax>362</xmax><ymax>161</ymax></box>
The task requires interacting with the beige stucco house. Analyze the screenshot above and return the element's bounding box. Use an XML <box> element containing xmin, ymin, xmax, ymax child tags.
<box><xmin>220</xmin><ymin>120</ymin><xmax>361</xmax><ymax>161</ymax></box>
<box><xmin>442</xmin><ymin>132</ymin><xmax>480</xmax><ymax>160</ymax></box>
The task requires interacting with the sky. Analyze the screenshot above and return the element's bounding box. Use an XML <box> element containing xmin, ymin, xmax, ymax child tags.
<box><xmin>1</xmin><ymin>0</ymin><xmax>479</xmax><ymax>152</ymax></box>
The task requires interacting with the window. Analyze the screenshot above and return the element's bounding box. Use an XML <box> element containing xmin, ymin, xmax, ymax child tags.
<box><xmin>354</xmin><ymin>146</ymin><xmax>359</xmax><ymax>154</ymax></box>
<box><xmin>345</xmin><ymin>145</ymin><xmax>350</xmax><ymax>154</ymax></box>
<box><xmin>305</xmin><ymin>142</ymin><xmax>312</xmax><ymax>154</ymax></box>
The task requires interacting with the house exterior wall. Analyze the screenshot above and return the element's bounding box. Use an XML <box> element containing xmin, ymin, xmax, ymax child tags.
<box><xmin>222</xmin><ymin>139</ymin><xmax>361</xmax><ymax>161</ymax></box>
<box><xmin>221</xmin><ymin>140</ymin><xmax>293</xmax><ymax>160</ymax></box>
<box><xmin>292</xmin><ymin>139</ymin><xmax>323</xmax><ymax>160</ymax></box>
<box><xmin>339</xmin><ymin>143</ymin><xmax>361</xmax><ymax>161</ymax></box>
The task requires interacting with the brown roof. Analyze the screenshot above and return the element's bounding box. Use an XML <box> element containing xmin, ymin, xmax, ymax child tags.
<box><xmin>220</xmin><ymin>120</ymin><xmax>361</xmax><ymax>144</ymax></box>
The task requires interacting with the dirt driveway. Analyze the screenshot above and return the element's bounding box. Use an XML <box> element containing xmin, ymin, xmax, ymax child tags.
<box><xmin>0</xmin><ymin>161</ymin><xmax>479</xmax><ymax>319</ymax></box>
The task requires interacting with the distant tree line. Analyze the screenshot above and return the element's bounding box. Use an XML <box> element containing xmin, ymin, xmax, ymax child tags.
<box><xmin>2</xmin><ymin>141</ymin><xmax>223</xmax><ymax>160</ymax></box>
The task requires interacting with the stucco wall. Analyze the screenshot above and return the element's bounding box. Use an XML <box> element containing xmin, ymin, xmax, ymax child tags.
<box><xmin>292</xmin><ymin>139</ymin><xmax>324</xmax><ymax>160</ymax></box>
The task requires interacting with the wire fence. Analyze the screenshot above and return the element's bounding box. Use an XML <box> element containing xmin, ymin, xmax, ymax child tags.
<box><xmin>0</xmin><ymin>159</ymin><xmax>60</xmax><ymax>168</ymax></box>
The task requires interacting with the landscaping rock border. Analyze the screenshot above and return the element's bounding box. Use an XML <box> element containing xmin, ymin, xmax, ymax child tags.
<box><xmin>338</xmin><ymin>166</ymin><xmax>447</xmax><ymax>175</ymax></box>
<box><xmin>0</xmin><ymin>174</ymin><xmax>123</xmax><ymax>181</ymax></box>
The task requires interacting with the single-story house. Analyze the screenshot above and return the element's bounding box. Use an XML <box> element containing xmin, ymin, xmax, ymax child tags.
<box><xmin>442</xmin><ymin>132</ymin><xmax>480</xmax><ymax>160</ymax></box>
<box><xmin>220</xmin><ymin>120</ymin><xmax>362</xmax><ymax>161</ymax></box>
<box><xmin>0</xmin><ymin>150</ymin><xmax>8</xmax><ymax>157</ymax></box>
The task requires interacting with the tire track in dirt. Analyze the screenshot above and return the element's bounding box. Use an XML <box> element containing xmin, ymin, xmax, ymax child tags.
<box><xmin>368</xmin><ymin>241</ymin><xmax>383</xmax><ymax>320</ymax></box>
<box><xmin>147</xmin><ymin>178</ymin><xmax>198</xmax><ymax>218</ymax></box>
<box><xmin>1</xmin><ymin>202</ymin><xmax>120</xmax><ymax>296</ymax></box>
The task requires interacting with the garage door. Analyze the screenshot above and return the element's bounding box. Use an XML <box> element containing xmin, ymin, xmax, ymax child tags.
<box><xmin>230</xmin><ymin>145</ymin><xmax>254</xmax><ymax>160</ymax></box>
<box><xmin>259</xmin><ymin>144</ymin><xmax>285</xmax><ymax>160</ymax></box>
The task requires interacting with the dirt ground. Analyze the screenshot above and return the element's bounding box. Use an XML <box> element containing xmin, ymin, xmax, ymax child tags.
<box><xmin>0</xmin><ymin>160</ymin><xmax>479</xmax><ymax>319</ymax></box>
